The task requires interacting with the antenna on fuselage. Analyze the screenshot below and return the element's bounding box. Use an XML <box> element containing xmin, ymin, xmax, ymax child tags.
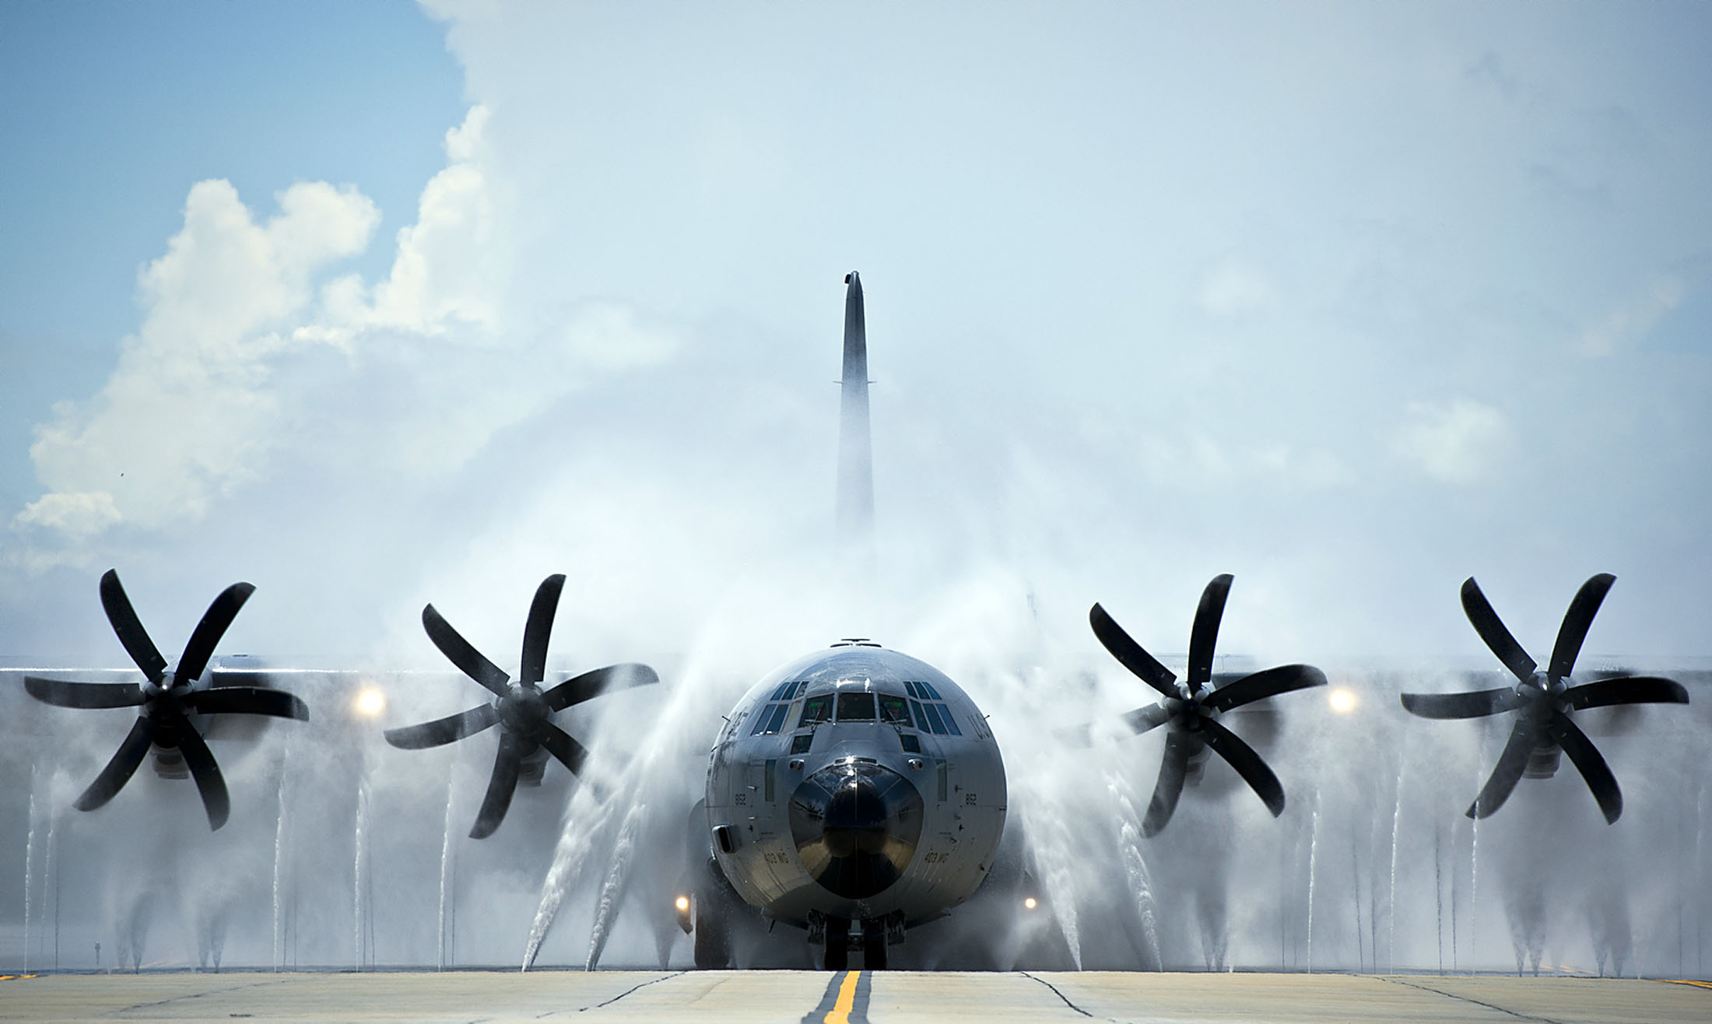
<box><xmin>836</xmin><ymin>271</ymin><xmax>874</xmax><ymax>545</ymax></box>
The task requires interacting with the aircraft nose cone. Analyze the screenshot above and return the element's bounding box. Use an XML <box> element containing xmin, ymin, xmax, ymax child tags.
<box><xmin>789</xmin><ymin>760</ymin><xmax>924</xmax><ymax>899</ymax></box>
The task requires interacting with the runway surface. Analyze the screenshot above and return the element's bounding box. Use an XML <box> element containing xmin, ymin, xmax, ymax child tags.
<box><xmin>1</xmin><ymin>970</ymin><xmax>1708</xmax><ymax>1023</ymax></box>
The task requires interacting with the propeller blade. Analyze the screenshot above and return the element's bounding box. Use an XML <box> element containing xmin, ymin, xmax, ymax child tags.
<box><xmin>1546</xmin><ymin>712</ymin><xmax>1622</xmax><ymax>824</ymax></box>
<box><xmin>537</xmin><ymin>722</ymin><xmax>590</xmax><ymax>776</ymax></box>
<box><xmin>1548</xmin><ymin>574</ymin><xmax>1615</xmax><ymax>681</ymax></box>
<box><xmin>1187</xmin><ymin>574</ymin><xmax>1234</xmax><ymax>689</ymax></box>
<box><xmin>1205</xmin><ymin>663</ymin><xmax>1327</xmax><ymax>713</ymax></box>
<box><xmin>182</xmin><ymin>686</ymin><xmax>307</xmax><ymax>720</ymax></box>
<box><xmin>470</xmin><ymin>733</ymin><xmax>524</xmax><ymax>839</ymax></box>
<box><xmin>1400</xmin><ymin>687</ymin><xmax>1515</xmax><ymax>720</ymax></box>
<box><xmin>384</xmin><ymin>704</ymin><xmax>499</xmax><ymax>749</ymax></box>
<box><xmin>1563</xmin><ymin>676</ymin><xmax>1690</xmax><ymax>710</ymax></box>
<box><xmin>1460</xmin><ymin>578</ymin><xmax>1537</xmax><ymax>683</ymax></box>
<box><xmin>1466</xmin><ymin>718</ymin><xmax>1538</xmax><ymax>819</ymax></box>
<box><xmin>174</xmin><ymin>582</ymin><xmax>255</xmax><ymax>686</ymax></box>
<box><xmin>1200</xmin><ymin>718</ymin><xmax>1286</xmax><ymax>817</ymax></box>
<box><xmin>23</xmin><ymin>676</ymin><xmax>146</xmax><ymax>709</ymax></box>
<box><xmin>541</xmin><ymin>663</ymin><xmax>660</xmax><ymax>712</ymax></box>
<box><xmin>1142</xmin><ymin>729</ymin><xmax>1194</xmax><ymax>837</ymax></box>
<box><xmin>422</xmin><ymin>603</ymin><xmax>510</xmax><ymax>697</ymax></box>
<box><xmin>518</xmin><ymin>574</ymin><xmax>567</xmax><ymax>687</ymax></box>
<box><xmin>1090</xmin><ymin>603</ymin><xmax>1178</xmax><ymax>697</ymax></box>
<box><xmin>1123</xmin><ymin>703</ymin><xmax>1172</xmax><ymax>735</ymax></box>
<box><xmin>99</xmin><ymin>570</ymin><xmax>168</xmax><ymax>682</ymax></box>
<box><xmin>175</xmin><ymin>723</ymin><xmax>230</xmax><ymax>830</ymax></box>
<box><xmin>74</xmin><ymin>716</ymin><xmax>156</xmax><ymax>811</ymax></box>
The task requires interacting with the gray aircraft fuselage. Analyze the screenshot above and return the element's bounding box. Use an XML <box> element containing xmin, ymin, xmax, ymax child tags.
<box><xmin>705</xmin><ymin>642</ymin><xmax>1007</xmax><ymax>933</ymax></box>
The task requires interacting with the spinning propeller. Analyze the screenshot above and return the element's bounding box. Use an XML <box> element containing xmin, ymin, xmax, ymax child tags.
<box><xmin>384</xmin><ymin>573</ymin><xmax>659</xmax><ymax>838</ymax></box>
<box><xmin>1091</xmin><ymin>574</ymin><xmax>1327</xmax><ymax>836</ymax></box>
<box><xmin>23</xmin><ymin>570</ymin><xmax>308</xmax><ymax>830</ymax></box>
<box><xmin>1400</xmin><ymin>574</ymin><xmax>1688</xmax><ymax>824</ymax></box>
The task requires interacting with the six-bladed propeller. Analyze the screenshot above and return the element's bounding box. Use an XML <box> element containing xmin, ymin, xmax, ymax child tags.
<box><xmin>1400</xmin><ymin>574</ymin><xmax>1688</xmax><ymax>824</ymax></box>
<box><xmin>383</xmin><ymin>573</ymin><xmax>659</xmax><ymax>838</ymax></box>
<box><xmin>1091</xmin><ymin>574</ymin><xmax>1327</xmax><ymax>836</ymax></box>
<box><xmin>22</xmin><ymin>569</ymin><xmax>308</xmax><ymax>830</ymax></box>
<box><xmin>13</xmin><ymin>567</ymin><xmax>1694</xmax><ymax>848</ymax></box>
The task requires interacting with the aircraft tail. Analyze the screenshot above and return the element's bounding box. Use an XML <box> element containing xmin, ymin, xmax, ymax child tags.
<box><xmin>836</xmin><ymin>271</ymin><xmax>874</xmax><ymax>543</ymax></box>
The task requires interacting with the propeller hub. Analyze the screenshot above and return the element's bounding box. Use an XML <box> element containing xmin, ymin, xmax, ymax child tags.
<box><xmin>498</xmin><ymin>685</ymin><xmax>549</xmax><ymax>732</ymax></box>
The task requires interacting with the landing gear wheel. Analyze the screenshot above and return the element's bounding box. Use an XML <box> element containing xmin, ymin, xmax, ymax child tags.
<box><xmin>693</xmin><ymin>897</ymin><xmax>730</xmax><ymax>969</ymax></box>
<box><xmin>862</xmin><ymin>920</ymin><xmax>888</xmax><ymax>970</ymax></box>
<box><xmin>822</xmin><ymin>916</ymin><xmax>850</xmax><ymax>971</ymax></box>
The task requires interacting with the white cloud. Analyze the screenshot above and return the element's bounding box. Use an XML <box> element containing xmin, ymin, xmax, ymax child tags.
<box><xmin>11</xmin><ymin>102</ymin><xmax>689</xmax><ymax>562</ymax></box>
<box><xmin>12</xmin><ymin>490</ymin><xmax>121</xmax><ymax>539</ymax></box>
<box><xmin>23</xmin><ymin>180</ymin><xmax>378</xmax><ymax>539</ymax></box>
<box><xmin>1392</xmin><ymin>398</ymin><xmax>1513</xmax><ymax>485</ymax></box>
<box><xmin>1577</xmin><ymin>276</ymin><xmax>1684</xmax><ymax>357</ymax></box>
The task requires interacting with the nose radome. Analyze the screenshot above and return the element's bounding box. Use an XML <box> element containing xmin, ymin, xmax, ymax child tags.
<box><xmin>789</xmin><ymin>760</ymin><xmax>924</xmax><ymax>899</ymax></box>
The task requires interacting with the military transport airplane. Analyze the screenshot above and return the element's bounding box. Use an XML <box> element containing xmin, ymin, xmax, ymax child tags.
<box><xmin>11</xmin><ymin>272</ymin><xmax>1696</xmax><ymax>973</ymax></box>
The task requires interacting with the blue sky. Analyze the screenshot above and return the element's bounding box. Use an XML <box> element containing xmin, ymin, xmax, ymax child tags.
<box><xmin>1</xmin><ymin>2</ymin><xmax>1709</xmax><ymax>667</ymax></box>
<box><xmin>0</xmin><ymin>0</ymin><xmax>463</xmax><ymax>509</ymax></box>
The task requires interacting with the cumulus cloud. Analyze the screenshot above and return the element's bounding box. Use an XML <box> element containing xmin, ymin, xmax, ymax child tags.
<box><xmin>9</xmin><ymin>102</ymin><xmax>688</xmax><ymax>566</ymax></box>
<box><xmin>19</xmin><ymin>179</ymin><xmax>378</xmax><ymax>542</ymax></box>
<box><xmin>1392</xmin><ymin>397</ymin><xmax>1513</xmax><ymax>485</ymax></box>
<box><xmin>13</xmin><ymin>490</ymin><xmax>122</xmax><ymax>540</ymax></box>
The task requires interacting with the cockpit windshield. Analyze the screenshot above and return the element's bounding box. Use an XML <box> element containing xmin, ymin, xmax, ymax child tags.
<box><xmin>835</xmin><ymin>691</ymin><xmax>877</xmax><ymax>721</ymax></box>
<box><xmin>878</xmin><ymin>694</ymin><xmax>910</xmax><ymax>725</ymax></box>
<box><xmin>799</xmin><ymin>694</ymin><xmax>832</xmax><ymax>727</ymax></box>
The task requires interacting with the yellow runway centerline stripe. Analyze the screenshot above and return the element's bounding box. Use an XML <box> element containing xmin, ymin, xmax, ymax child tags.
<box><xmin>825</xmin><ymin>970</ymin><xmax>862</xmax><ymax>1024</ymax></box>
<box><xmin>1661</xmin><ymin>979</ymin><xmax>1712</xmax><ymax>990</ymax></box>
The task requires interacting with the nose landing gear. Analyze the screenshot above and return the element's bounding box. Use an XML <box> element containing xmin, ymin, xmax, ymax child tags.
<box><xmin>812</xmin><ymin>912</ymin><xmax>899</xmax><ymax>970</ymax></box>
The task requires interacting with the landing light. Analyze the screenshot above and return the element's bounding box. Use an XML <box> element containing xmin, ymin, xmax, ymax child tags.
<box><xmin>1023</xmin><ymin>897</ymin><xmax>1038</xmax><ymax>911</ymax></box>
<box><xmin>1327</xmin><ymin>687</ymin><xmax>1359</xmax><ymax>715</ymax></box>
<box><xmin>352</xmin><ymin>686</ymin><xmax>388</xmax><ymax>719</ymax></box>
<box><xmin>674</xmin><ymin>895</ymin><xmax>691</xmax><ymax>913</ymax></box>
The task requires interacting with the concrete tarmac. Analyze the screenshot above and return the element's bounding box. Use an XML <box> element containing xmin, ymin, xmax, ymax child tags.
<box><xmin>1</xmin><ymin>970</ymin><xmax>1707</xmax><ymax>1023</ymax></box>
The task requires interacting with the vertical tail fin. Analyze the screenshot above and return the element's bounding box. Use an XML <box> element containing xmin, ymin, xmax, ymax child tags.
<box><xmin>837</xmin><ymin>271</ymin><xmax>874</xmax><ymax>543</ymax></box>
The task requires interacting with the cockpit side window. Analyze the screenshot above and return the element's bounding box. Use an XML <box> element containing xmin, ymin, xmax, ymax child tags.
<box><xmin>878</xmin><ymin>694</ymin><xmax>910</xmax><ymax>725</ymax></box>
<box><xmin>750</xmin><ymin>703</ymin><xmax>776</xmax><ymax>735</ymax></box>
<box><xmin>799</xmin><ymin>694</ymin><xmax>832</xmax><ymax>727</ymax></box>
<box><xmin>908</xmin><ymin>699</ymin><xmax>928</xmax><ymax>731</ymax></box>
<box><xmin>751</xmin><ymin>702</ymin><xmax>792</xmax><ymax>735</ymax></box>
<box><xmin>938</xmin><ymin>706</ymin><xmax>961</xmax><ymax>735</ymax></box>
<box><xmin>835</xmin><ymin>691</ymin><xmax>877</xmax><ymax>721</ymax></box>
<box><xmin>921</xmin><ymin>701</ymin><xmax>947</xmax><ymax>735</ymax></box>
